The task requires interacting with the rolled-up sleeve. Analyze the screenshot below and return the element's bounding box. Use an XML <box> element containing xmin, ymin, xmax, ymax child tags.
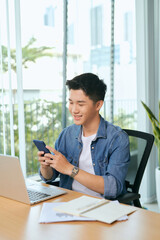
<box><xmin>39</xmin><ymin>167</ymin><xmax>58</xmax><ymax>183</ymax></box>
<box><xmin>102</xmin><ymin>131</ymin><xmax>130</xmax><ymax>199</ymax></box>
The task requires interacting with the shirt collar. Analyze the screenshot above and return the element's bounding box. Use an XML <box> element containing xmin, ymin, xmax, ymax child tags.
<box><xmin>75</xmin><ymin>126</ymin><xmax>82</xmax><ymax>142</ymax></box>
<box><xmin>96</xmin><ymin>115</ymin><xmax>107</xmax><ymax>139</ymax></box>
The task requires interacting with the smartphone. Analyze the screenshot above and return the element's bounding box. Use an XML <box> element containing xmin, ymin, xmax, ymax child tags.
<box><xmin>33</xmin><ymin>140</ymin><xmax>51</xmax><ymax>154</ymax></box>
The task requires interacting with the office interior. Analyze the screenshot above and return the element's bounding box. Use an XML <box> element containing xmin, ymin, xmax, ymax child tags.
<box><xmin>0</xmin><ymin>0</ymin><xmax>159</xmax><ymax>212</ymax></box>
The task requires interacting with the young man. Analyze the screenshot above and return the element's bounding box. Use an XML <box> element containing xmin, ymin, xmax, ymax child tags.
<box><xmin>38</xmin><ymin>73</ymin><xmax>130</xmax><ymax>199</ymax></box>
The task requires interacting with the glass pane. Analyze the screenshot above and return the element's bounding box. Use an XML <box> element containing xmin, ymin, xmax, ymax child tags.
<box><xmin>0</xmin><ymin>0</ymin><xmax>16</xmax><ymax>155</ymax></box>
<box><xmin>113</xmin><ymin>0</ymin><xmax>137</xmax><ymax>128</ymax></box>
<box><xmin>19</xmin><ymin>0</ymin><xmax>64</xmax><ymax>176</ymax></box>
<box><xmin>66</xmin><ymin>0</ymin><xmax>111</xmax><ymax>124</ymax></box>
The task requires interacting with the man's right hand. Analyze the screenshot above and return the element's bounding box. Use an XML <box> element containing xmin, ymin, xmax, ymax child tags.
<box><xmin>38</xmin><ymin>151</ymin><xmax>54</xmax><ymax>180</ymax></box>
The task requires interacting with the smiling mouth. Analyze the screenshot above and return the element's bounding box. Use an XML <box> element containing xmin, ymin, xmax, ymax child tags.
<box><xmin>73</xmin><ymin>115</ymin><xmax>82</xmax><ymax>120</ymax></box>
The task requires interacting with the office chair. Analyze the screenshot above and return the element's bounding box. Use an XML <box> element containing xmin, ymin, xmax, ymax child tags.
<box><xmin>117</xmin><ymin>129</ymin><xmax>154</xmax><ymax>208</ymax></box>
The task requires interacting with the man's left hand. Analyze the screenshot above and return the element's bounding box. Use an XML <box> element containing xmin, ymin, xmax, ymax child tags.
<box><xmin>44</xmin><ymin>146</ymin><xmax>73</xmax><ymax>176</ymax></box>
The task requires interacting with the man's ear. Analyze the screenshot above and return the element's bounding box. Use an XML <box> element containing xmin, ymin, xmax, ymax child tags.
<box><xmin>96</xmin><ymin>100</ymin><xmax>104</xmax><ymax>111</ymax></box>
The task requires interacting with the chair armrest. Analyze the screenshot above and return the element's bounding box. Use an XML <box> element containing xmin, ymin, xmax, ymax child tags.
<box><xmin>117</xmin><ymin>192</ymin><xmax>140</xmax><ymax>204</ymax></box>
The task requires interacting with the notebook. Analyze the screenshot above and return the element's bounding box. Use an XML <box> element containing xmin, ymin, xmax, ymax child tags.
<box><xmin>54</xmin><ymin>195</ymin><xmax>136</xmax><ymax>224</ymax></box>
<box><xmin>0</xmin><ymin>154</ymin><xmax>66</xmax><ymax>205</ymax></box>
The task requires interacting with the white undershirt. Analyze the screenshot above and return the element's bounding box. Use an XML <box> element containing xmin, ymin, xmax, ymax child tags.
<box><xmin>72</xmin><ymin>132</ymin><xmax>102</xmax><ymax>198</ymax></box>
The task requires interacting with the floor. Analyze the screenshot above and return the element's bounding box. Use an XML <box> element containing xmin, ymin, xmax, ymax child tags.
<box><xmin>142</xmin><ymin>201</ymin><xmax>160</xmax><ymax>213</ymax></box>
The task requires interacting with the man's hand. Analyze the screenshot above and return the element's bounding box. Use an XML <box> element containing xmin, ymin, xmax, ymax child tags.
<box><xmin>38</xmin><ymin>151</ymin><xmax>51</xmax><ymax>168</ymax></box>
<box><xmin>38</xmin><ymin>150</ymin><xmax>54</xmax><ymax>180</ymax></box>
<box><xmin>44</xmin><ymin>146</ymin><xmax>73</xmax><ymax>176</ymax></box>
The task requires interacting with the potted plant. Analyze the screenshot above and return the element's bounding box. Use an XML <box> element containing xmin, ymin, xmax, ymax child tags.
<box><xmin>141</xmin><ymin>101</ymin><xmax>160</xmax><ymax>208</ymax></box>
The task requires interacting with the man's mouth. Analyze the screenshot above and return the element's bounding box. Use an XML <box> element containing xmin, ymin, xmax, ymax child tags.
<box><xmin>73</xmin><ymin>115</ymin><xmax>82</xmax><ymax>120</ymax></box>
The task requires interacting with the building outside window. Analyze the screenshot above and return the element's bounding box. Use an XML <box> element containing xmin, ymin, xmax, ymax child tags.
<box><xmin>44</xmin><ymin>6</ymin><xmax>55</xmax><ymax>27</ymax></box>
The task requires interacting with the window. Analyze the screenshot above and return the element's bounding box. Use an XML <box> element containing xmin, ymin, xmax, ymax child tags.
<box><xmin>0</xmin><ymin>0</ymin><xmax>137</xmax><ymax>177</ymax></box>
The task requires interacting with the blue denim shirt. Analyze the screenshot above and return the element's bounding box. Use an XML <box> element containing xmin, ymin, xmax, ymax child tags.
<box><xmin>40</xmin><ymin>116</ymin><xmax>130</xmax><ymax>199</ymax></box>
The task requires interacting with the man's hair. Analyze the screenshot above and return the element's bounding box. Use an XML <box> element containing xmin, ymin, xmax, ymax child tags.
<box><xmin>66</xmin><ymin>73</ymin><xmax>107</xmax><ymax>102</ymax></box>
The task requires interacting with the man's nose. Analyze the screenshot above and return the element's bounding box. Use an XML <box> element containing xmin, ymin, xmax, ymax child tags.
<box><xmin>72</xmin><ymin>104</ymin><xmax>79</xmax><ymax>113</ymax></box>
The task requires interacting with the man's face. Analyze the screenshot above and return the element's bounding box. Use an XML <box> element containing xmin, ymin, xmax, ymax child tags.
<box><xmin>68</xmin><ymin>89</ymin><xmax>101</xmax><ymax>127</ymax></box>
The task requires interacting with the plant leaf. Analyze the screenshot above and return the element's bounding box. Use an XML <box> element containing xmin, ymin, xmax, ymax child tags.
<box><xmin>141</xmin><ymin>101</ymin><xmax>159</xmax><ymax>124</ymax></box>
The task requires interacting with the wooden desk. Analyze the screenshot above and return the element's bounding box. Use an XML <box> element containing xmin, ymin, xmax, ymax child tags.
<box><xmin>0</xmin><ymin>186</ymin><xmax>160</xmax><ymax>240</ymax></box>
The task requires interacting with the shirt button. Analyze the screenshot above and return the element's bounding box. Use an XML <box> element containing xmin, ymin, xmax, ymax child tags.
<box><xmin>92</xmin><ymin>146</ymin><xmax>94</xmax><ymax>149</ymax></box>
<box><xmin>93</xmin><ymin>163</ymin><xmax>95</xmax><ymax>166</ymax></box>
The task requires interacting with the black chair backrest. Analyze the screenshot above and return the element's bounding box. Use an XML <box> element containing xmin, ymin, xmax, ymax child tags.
<box><xmin>123</xmin><ymin>129</ymin><xmax>154</xmax><ymax>193</ymax></box>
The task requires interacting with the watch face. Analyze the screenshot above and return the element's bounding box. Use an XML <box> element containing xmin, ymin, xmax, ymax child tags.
<box><xmin>71</xmin><ymin>166</ymin><xmax>79</xmax><ymax>178</ymax></box>
<box><xmin>73</xmin><ymin>167</ymin><xmax>78</xmax><ymax>173</ymax></box>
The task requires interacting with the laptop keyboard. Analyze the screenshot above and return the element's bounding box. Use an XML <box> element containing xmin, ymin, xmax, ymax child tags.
<box><xmin>27</xmin><ymin>189</ymin><xmax>51</xmax><ymax>202</ymax></box>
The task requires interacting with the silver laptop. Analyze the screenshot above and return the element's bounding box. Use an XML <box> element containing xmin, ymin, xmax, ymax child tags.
<box><xmin>0</xmin><ymin>155</ymin><xmax>66</xmax><ymax>205</ymax></box>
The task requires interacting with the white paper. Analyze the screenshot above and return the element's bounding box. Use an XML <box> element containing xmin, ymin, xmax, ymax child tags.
<box><xmin>39</xmin><ymin>202</ymin><xmax>95</xmax><ymax>223</ymax></box>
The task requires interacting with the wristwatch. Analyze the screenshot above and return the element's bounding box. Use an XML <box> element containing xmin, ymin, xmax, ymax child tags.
<box><xmin>70</xmin><ymin>166</ymin><xmax>79</xmax><ymax>178</ymax></box>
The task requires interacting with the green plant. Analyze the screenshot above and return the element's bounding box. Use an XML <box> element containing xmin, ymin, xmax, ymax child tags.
<box><xmin>1</xmin><ymin>37</ymin><xmax>53</xmax><ymax>72</ymax></box>
<box><xmin>141</xmin><ymin>101</ymin><xmax>160</xmax><ymax>168</ymax></box>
